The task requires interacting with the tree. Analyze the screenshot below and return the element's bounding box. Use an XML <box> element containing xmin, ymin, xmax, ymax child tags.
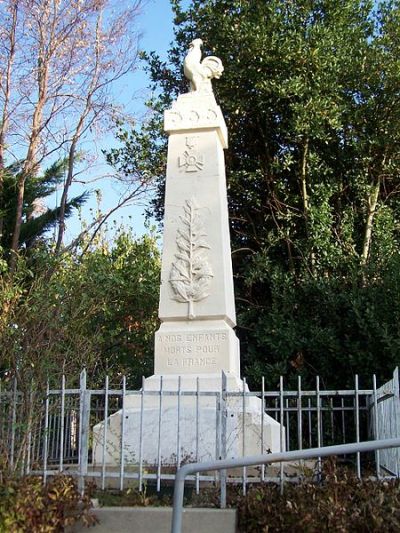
<box><xmin>109</xmin><ymin>0</ymin><xmax>400</xmax><ymax>387</ymax></box>
<box><xmin>0</xmin><ymin>0</ymin><xmax>143</xmax><ymax>269</ymax></box>
<box><xmin>0</xmin><ymin>227</ymin><xmax>160</xmax><ymax>388</ymax></box>
<box><xmin>1</xmin><ymin>159</ymin><xmax>88</xmax><ymax>252</ymax></box>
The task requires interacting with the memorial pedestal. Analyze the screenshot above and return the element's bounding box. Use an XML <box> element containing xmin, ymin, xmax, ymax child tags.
<box><xmin>93</xmin><ymin>39</ymin><xmax>284</xmax><ymax>468</ymax></box>
<box><xmin>93</xmin><ymin>374</ymin><xmax>281</xmax><ymax>466</ymax></box>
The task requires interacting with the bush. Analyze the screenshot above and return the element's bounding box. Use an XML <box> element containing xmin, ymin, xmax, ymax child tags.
<box><xmin>0</xmin><ymin>475</ymin><xmax>96</xmax><ymax>532</ymax></box>
<box><xmin>237</xmin><ymin>462</ymin><xmax>400</xmax><ymax>532</ymax></box>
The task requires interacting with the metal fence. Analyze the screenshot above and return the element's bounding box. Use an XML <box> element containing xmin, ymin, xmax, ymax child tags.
<box><xmin>0</xmin><ymin>369</ymin><xmax>399</xmax><ymax>494</ymax></box>
<box><xmin>373</xmin><ymin>368</ymin><xmax>400</xmax><ymax>475</ymax></box>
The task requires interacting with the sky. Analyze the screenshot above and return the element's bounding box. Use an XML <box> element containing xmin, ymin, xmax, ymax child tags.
<box><xmin>62</xmin><ymin>0</ymin><xmax>178</xmax><ymax>245</ymax></box>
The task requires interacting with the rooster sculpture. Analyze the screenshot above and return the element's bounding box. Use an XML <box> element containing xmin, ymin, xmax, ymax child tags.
<box><xmin>183</xmin><ymin>38</ymin><xmax>224</xmax><ymax>94</ymax></box>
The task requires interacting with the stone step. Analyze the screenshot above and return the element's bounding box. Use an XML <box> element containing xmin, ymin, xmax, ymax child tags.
<box><xmin>69</xmin><ymin>507</ymin><xmax>237</xmax><ymax>533</ymax></box>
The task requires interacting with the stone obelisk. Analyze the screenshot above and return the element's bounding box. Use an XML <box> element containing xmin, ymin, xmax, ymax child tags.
<box><xmin>155</xmin><ymin>38</ymin><xmax>240</xmax><ymax>383</ymax></box>
<box><xmin>93</xmin><ymin>40</ymin><xmax>281</xmax><ymax>466</ymax></box>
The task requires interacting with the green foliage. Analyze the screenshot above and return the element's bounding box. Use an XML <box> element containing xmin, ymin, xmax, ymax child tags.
<box><xmin>0</xmin><ymin>475</ymin><xmax>95</xmax><ymax>532</ymax></box>
<box><xmin>0</xmin><ymin>227</ymin><xmax>160</xmax><ymax>388</ymax></box>
<box><xmin>242</xmin><ymin>260</ymin><xmax>400</xmax><ymax>388</ymax></box>
<box><xmin>0</xmin><ymin>160</ymin><xmax>88</xmax><ymax>253</ymax></box>
<box><xmin>107</xmin><ymin>0</ymin><xmax>400</xmax><ymax>388</ymax></box>
<box><xmin>237</xmin><ymin>462</ymin><xmax>400</xmax><ymax>532</ymax></box>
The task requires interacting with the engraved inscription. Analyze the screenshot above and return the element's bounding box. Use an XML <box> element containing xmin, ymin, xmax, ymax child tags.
<box><xmin>157</xmin><ymin>331</ymin><xmax>227</xmax><ymax>368</ymax></box>
<box><xmin>167</xmin><ymin>357</ymin><xmax>217</xmax><ymax>368</ymax></box>
<box><xmin>169</xmin><ymin>198</ymin><xmax>213</xmax><ymax>319</ymax></box>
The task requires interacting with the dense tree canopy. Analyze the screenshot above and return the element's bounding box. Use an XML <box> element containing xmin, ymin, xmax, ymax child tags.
<box><xmin>108</xmin><ymin>0</ymin><xmax>400</xmax><ymax>388</ymax></box>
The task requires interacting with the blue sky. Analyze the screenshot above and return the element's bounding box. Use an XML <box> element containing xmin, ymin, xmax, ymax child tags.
<box><xmin>62</xmin><ymin>0</ymin><xmax>178</xmax><ymax>244</ymax></box>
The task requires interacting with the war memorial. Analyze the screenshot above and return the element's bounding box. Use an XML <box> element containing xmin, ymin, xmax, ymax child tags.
<box><xmin>93</xmin><ymin>39</ymin><xmax>281</xmax><ymax>465</ymax></box>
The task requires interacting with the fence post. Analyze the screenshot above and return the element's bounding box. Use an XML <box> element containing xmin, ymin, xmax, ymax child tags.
<box><xmin>42</xmin><ymin>381</ymin><xmax>50</xmax><ymax>484</ymax></box>
<box><xmin>279</xmin><ymin>375</ymin><xmax>284</xmax><ymax>493</ymax></box>
<box><xmin>372</xmin><ymin>374</ymin><xmax>380</xmax><ymax>478</ymax></box>
<box><xmin>220</xmin><ymin>371</ymin><xmax>227</xmax><ymax>509</ymax></box>
<box><xmin>78</xmin><ymin>369</ymin><xmax>90</xmax><ymax>494</ymax></box>
<box><xmin>10</xmin><ymin>378</ymin><xmax>17</xmax><ymax>471</ymax></box>
<box><xmin>394</xmin><ymin>367</ymin><xmax>400</xmax><ymax>477</ymax></box>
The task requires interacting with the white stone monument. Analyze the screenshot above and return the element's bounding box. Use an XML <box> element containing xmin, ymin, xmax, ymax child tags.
<box><xmin>93</xmin><ymin>39</ymin><xmax>281</xmax><ymax>466</ymax></box>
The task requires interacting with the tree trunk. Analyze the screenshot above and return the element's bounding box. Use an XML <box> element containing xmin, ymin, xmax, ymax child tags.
<box><xmin>299</xmin><ymin>137</ymin><xmax>315</xmax><ymax>274</ymax></box>
<box><xmin>361</xmin><ymin>178</ymin><xmax>380</xmax><ymax>265</ymax></box>
<box><xmin>9</xmin><ymin>34</ymin><xmax>49</xmax><ymax>272</ymax></box>
<box><xmin>55</xmin><ymin>140</ymin><xmax>77</xmax><ymax>252</ymax></box>
<box><xmin>0</xmin><ymin>0</ymin><xmax>18</xmax><ymax>243</ymax></box>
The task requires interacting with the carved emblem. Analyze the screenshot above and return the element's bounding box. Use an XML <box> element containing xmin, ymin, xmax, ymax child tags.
<box><xmin>169</xmin><ymin>198</ymin><xmax>213</xmax><ymax>319</ymax></box>
<box><xmin>178</xmin><ymin>136</ymin><xmax>204</xmax><ymax>172</ymax></box>
<box><xmin>179</xmin><ymin>151</ymin><xmax>204</xmax><ymax>172</ymax></box>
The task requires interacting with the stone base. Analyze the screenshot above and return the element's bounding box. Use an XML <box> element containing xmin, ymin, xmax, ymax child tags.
<box><xmin>92</xmin><ymin>374</ymin><xmax>283</xmax><ymax>466</ymax></box>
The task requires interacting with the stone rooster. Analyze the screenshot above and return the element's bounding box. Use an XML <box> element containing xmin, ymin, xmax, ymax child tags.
<box><xmin>183</xmin><ymin>38</ymin><xmax>224</xmax><ymax>94</ymax></box>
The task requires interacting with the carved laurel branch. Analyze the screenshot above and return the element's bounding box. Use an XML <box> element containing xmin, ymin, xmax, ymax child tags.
<box><xmin>169</xmin><ymin>198</ymin><xmax>213</xmax><ymax>319</ymax></box>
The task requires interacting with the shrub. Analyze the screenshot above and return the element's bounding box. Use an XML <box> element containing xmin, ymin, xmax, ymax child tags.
<box><xmin>237</xmin><ymin>463</ymin><xmax>400</xmax><ymax>532</ymax></box>
<box><xmin>0</xmin><ymin>475</ymin><xmax>96</xmax><ymax>532</ymax></box>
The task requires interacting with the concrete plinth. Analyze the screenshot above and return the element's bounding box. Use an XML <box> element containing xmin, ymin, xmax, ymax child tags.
<box><xmin>92</xmin><ymin>374</ymin><xmax>281</xmax><ymax>466</ymax></box>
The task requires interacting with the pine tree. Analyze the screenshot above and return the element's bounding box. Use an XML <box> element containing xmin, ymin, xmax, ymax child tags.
<box><xmin>0</xmin><ymin>159</ymin><xmax>88</xmax><ymax>253</ymax></box>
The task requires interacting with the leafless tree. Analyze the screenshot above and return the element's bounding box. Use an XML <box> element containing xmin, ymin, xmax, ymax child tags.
<box><xmin>0</xmin><ymin>0</ymin><xmax>143</xmax><ymax>269</ymax></box>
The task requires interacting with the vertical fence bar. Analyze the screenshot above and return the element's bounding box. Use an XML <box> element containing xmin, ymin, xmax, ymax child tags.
<box><xmin>330</xmin><ymin>397</ymin><xmax>334</xmax><ymax>443</ymax></box>
<box><xmin>26</xmin><ymin>384</ymin><xmax>34</xmax><ymax>475</ymax></box>
<box><xmin>341</xmin><ymin>398</ymin><xmax>346</xmax><ymax>443</ymax></box>
<box><xmin>308</xmin><ymin>398</ymin><xmax>312</xmax><ymax>448</ymax></box>
<box><xmin>196</xmin><ymin>377</ymin><xmax>200</xmax><ymax>495</ymax></box>
<box><xmin>220</xmin><ymin>371</ymin><xmax>227</xmax><ymax>509</ymax></box>
<box><xmin>139</xmin><ymin>376</ymin><xmax>145</xmax><ymax>492</ymax></box>
<box><xmin>119</xmin><ymin>375</ymin><xmax>126</xmax><ymax>492</ymax></box>
<box><xmin>59</xmin><ymin>375</ymin><xmax>65</xmax><ymax>472</ymax></box>
<box><xmin>355</xmin><ymin>374</ymin><xmax>361</xmax><ymax>478</ymax></box>
<box><xmin>53</xmin><ymin>399</ymin><xmax>60</xmax><ymax>464</ymax></box>
<box><xmin>395</xmin><ymin>368</ymin><xmax>400</xmax><ymax>477</ymax></box>
<box><xmin>32</xmin><ymin>409</ymin><xmax>41</xmax><ymax>467</ymax></box>
<box><xmin>297</xmin><ymin>376</ymin><xmax>302</xmax><ymax>451</ymax></box>
<box><xmin>242</xmin><ymin>377</ymin><xmax>247</xmax><ymax>495</ymax></box>
<box><xmin>215</xmin><ymin>388</ymin><xmax>221</xmax><ymax>485</ymax></box>
<box><xmin>365</xmin><ymin>395</ymin><xmax>370</xmax><ymax>438</ymax></box>
<box><xmin>101</xmin><ymin>375</ymin><xmax>109</xmax><ymax>490</ymax></box>
<box><xmin>78</xmin><ymin>370</ymin><xmax>89</xmax><ymax>494</ymax></box>
<box><xmin>373</xmin><ymin>374</ymin><xmax>380</xmax><ymax>478</ymax></box>
<box><xmin>285</xmin><ymin>399</ymin><xmax>290</xmax><ymax>451</ymax></box>
<box><xmin>279</xmin><ymin>376</ymin><xmax>284</xmax><ymax>492</ymax></box>
<box><xmin>0</xmin><ymin>380</ymin><xmax>2</xmax><ymax>445</ymax></box>
<box><xmin>156</xmin><ymin>376</ymin><xmax>163</xmax><ymax>492</ymax></box>
<box><xmin>176</xmin><ymin>376</ymin><xmax>182</xmax><ymax>470</ymax></box>
<box><xmin>43</xmin><ymin>381</ymin><xmax>50</xmax><ymax>484</ymax></box>
<box><xmin>316</xmin><ymin>376</ymin><xmax>321</xmax><ymax>476</ymax></box>
<box><xmin>48</xmin><ymin>405</ymin><xmax>55</xmax><ymax>464</ymax></box>
<box><xmin>10</xmin><ymin>378</ymin><xmax>17</xmax><ymax>470</ymax></box>
<box><xmin>64</xmin><ymin>409</ymin><xmax>70</xmax><ymax>462</ymax></box>
<box><xmin>261</xmin><ymin>376</ymin><xmax>265</xmax><ymax>481</ymax></box>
